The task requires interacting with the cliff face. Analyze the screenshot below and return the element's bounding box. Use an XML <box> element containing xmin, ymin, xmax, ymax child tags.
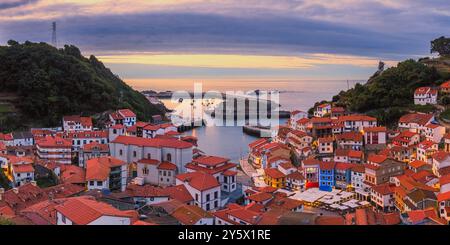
<box><xmin>0</xmin><ymin>41</ymin><xmax>164</xmax><ymax>131</ymax></box>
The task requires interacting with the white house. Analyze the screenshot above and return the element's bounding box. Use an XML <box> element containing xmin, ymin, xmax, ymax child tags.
<box><xmin>289</xmin><ymin>110</ymin><xmax>308</xmax><ymax>128</ymax></box>
<box><xmin>55</xmin><ymin>196</ymin><xmax>135</xmax><ymax>225</ymax></box>
<box><xmin>62</xmin><ymin>115</ymin><xmax>93</xmax><ymax>132</ymax></box>
<box><xmin>85</xmin><ymin>157</ymin><xmax>128</xmax><ymax>192</ymax></box>
<box><xmin>36</xmin><ymin>136</ymin><xmax>72</xmax><ymax>165</ymax></box>
<box><xmin>370</xmin><ymin>183</ymin><xmax>395</xmax><ymax>212</ymax></box>
<box><xmin>398</xmin><ymin>113</ymin><xmax>434</xmax><ymax>133</ymax></box>
<box><xmin>176</xmin><ymin>171</ymin><xmax>222</xmax><ymax>211</ymax></box>
<box><xmin>338</xmin><ymin>114</ymin><xmax>377</xmax><ymax>132</ymax></box>
<box><xmin>314</xmin><ymin>104</ymin><xmax>331</xmax><ymax>117</ymax></box>
<box><xmin>423</xmin><ymin>123</ymin><xmax>445</xmax><ymax>143</ymax></box>
<box><xmin>11</xmin><ymin>164</ymin><xmax>35</xmax><ymax>187</ymax></box>
<box><xmin>431</xmin><ymin>151</ymin><xmax>450</xmax><ymax>177</ymax></box>
<box><xmin>363</xmin><ymin>126</ymin><xmax>387</xmax><ymax>146</ymax></box>
<box><xmin>60</xmin><ymin>130</ymin><xmax>108</xmax><ymax>152</ymax></box>
<box><xmin>109</xmin><ymin>109</ymin><xmax>137</xmax><ymax>127</ymax></box>
<box><xmin>317</xmin><ymin>137</ymin><xmax>334</xmax><ymax>155</ymax></box>
<box><xmin>414</xmin><ymin>87</ymin><xmax>438</xmax><ymax>105</ymax></box>
<box><xmin>416</xmin><ymin>140</ymin><xmax>438</xmax><ymax>163</ymax></box>
<box><xmin>136</xmin><ymin>158</ymin><xmax>177</xmax><ymax>186</ymax></box>
<box><xmin>110</xmin><ymin>135</ymin><xmax>193</xmax><ymax>173</ymax></box>
<box><xmin>11</xmin><ymin>131</ymin><xmax>34</xmax><ymax>147</ymax></box>
<box><xmin>185</xmin><ymin>155</ymin><xmax>238</xmax><ymax>193</ymax></box>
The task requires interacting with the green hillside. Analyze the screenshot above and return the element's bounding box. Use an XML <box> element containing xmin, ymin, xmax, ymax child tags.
<box><xmin>0</xmin><ymin>41</ymin><xmax>164</xmax><ymax>131</ymax></box>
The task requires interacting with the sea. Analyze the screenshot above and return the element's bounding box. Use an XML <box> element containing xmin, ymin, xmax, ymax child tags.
<box><xmin>127</xmin><ymin>79</ymin><xmax>364</xmax><ymax>162</ymax></box>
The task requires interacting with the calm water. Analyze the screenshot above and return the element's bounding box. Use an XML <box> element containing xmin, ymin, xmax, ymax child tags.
<box><xmin>135</xmin><ymin>80</ymin><xmax>363</xmax><ymax>162</ymax></box>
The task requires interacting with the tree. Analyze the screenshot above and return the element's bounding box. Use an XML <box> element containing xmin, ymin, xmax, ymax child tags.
<box><xmin>431</xmin><ymin>36</ymin><xmax>450</xmax><ymax>57</ymax></box>
<box><xmin>7</xmin><ymin>40</ymin><xmax>18</xmax><ymax>46</ymax></box>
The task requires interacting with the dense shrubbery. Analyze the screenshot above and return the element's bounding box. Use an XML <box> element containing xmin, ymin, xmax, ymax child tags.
<box><xmin>0</xmin><ymin>41</ymin><xmax>163</xmax><ymax>130</ymax></box>
<box><xmin>329</xmin><ymin>59</ymin><xmax>444</xmax><ymax>126</ymax></box>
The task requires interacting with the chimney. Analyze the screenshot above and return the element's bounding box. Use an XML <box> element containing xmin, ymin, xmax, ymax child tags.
<box><xmin>12</xmin><ymin>187</ymin><xmax>19</xmax><ymax>194</ymax></box>
<box><xmin>31</xmin><ymin>180</ymin><xmax>37</xmax><ymax>186</ymax></box>
<box><xmin>0</xmin><ymin>188</ymin><xmax>4</xmax><ymax>201</ymax></box>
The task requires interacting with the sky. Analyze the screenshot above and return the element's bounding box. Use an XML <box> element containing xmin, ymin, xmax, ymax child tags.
<box><xmin>0</xmin><ymin>0</ymin><xmax>449</xmax><ymax>88</ymax></box>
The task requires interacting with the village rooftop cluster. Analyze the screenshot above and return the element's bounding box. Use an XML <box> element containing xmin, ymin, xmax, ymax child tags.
<box><xmin>1</xmin><ymin>82</ymin><xmax>450</xmax><ymax>225</ymax></box>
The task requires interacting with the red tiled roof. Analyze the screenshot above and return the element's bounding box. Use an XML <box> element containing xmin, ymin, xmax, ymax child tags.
<box><xmin>264</xmin><ymin>168</ymin><xmax>286</xmax><ymax>179</ymax></box>
<box><xmin>367</xmin><ymin>154</ymin><xmax>387</xmax><ymax>164</ymax></box>
<box><xmin>318</xmin><ymin>137</ymin><xmax>334</xmax><ymax>143</ymax></box>
<box><xmin>118</xmin><ymin>109</ymin><xmax>136</xmax><ymax>118</ymax></box>
<box><xmin>192</xmin><ymin>155</ymin><xmax>229</xmax><ymax>167</ymax></box>
<box><xmin>157</xmin><ymin>161</ymin><xmax>177</xmax><ymax>171</ymax></box>
<box><xmin>247</xmin><ymin>192</ymin><xmax>273</xmax><ymax>202</ymax></box>
<box><xmin>409</xmin><ymin>160</ymin><xmax>427</xmax><ymax>169</ymax></box>
<box><xmin>286</xmin><ymin>171</ymin><xmax>305</xmax><ymax>181</ymax></box>
<box><xmin>36</xmin><ymin>136</ymin><xmax>72</xmax><ymax>148</ymax></box>
<box><xmin>171</xmin><ymin>204</ymin><xmax>213</xmax><ymax>225</ymax></box>
<box><xmin>371</xmin><ymin>183</ymin><xmax>395</xmax><ymax>195</ymax></box>
<box><xmin>12</xmin><ymin>164</ymin><xmax>34</xmax><ymax>173</ymax></box>
<box><xmin>432</xmin><ymin>151</ymin><xmax>449</xmax><ymax>162</ymax></box>
<box><xmin>279</xmin><ymin>162</ymin><xmax>295</xmax><ymax>170</ymax></box>
<box><xmin>351</xmin><ymin>164</ymin><xmax>365</xmax><ymax>173</ymax></box>
<box><xmin>398</xmin><ymin>113</ymin><xmax>433</xmax><ymax>126</ymax></box>
<box><xmin>315</xmin><ymin>216</ymin><xmax>346</xmax><ymax>225</ymax></box>
<box><xmin>440</xmin><ymin>80</ymin><xmax>450</xmax><ymax>89</ymax></box>
<box><xmin>338</xmin><ymin>114</ymin><xmax>376</xmax><ymax>122</ymax></box>
<box><xmin>336</xmin><ymin>132</ymin><xmax>363</xmax><ymax>142</ymax></box>
<box><xmin>414</xmin><ymin>87</ymin><xmax>437</xmax><ymax>95</ymax></box>
<box><xmin>418</xmin><ymin>140</ymin><xmax>436</xmax><ymax>150</ymax></box>
<box><xmin>160</xmin><ymin>185</ymin><xmax>194</xmax><ymax>203</ymax></box>
<box><xmin>112</xmin><ymin>135</ymin><xmax>193</xmax><ymax>149</ymax></box>
<box><xmin>82</xmin><ymin>142</ymin><xmax>109</xmax><ymax>152</ymax></box>
<box><xmin>335</xmin><ymin>162</ymin><xmax>355</xmax><ymax>171</ymax></box>
<box><xmin>319</xmin><ymin>161</ymin><xmax>336</xmax><ymax>170</ymax></box>
<box><xmin>437</xmin><ymin>191</ymin><xmax>450</xmax><ymax>202</ymax></box>
<box><xmin>110</xmin><ymin>124</ymin><xmax>125</xmax><ymax>129</ymax></box>
<box><xmin>137</xmin><ymin>158</ymin><xmax>160</xmax><ymax>165</ymax></box>
<box><xmin>302</xmin><ymin>158</ymin><xmax>321</xmax><ymax>166</ymax></box>
<box><xmin>86</xmin><ymin>157</ymin><xmax>126</xmax><ymax>181</ymax></box>
<box><xmin>60</xmin><ymin>130</ymin><xmax>107</xmax><ymax>139</ymax></box>
<box><xmin>363</xmin><ymin>126</ymin><xmax>386</xmax><ymax>132</ymax></box>
<box><xmin>335</xmin><ymin>149</ymin><xmax>362</xmax><ymax>158</ymax></box>
<box><xmin>125</xmin><ymin>184</ymin><xmax>168</xmax><ymax>198</ymax></box>
<box><xmin>176</xmin><ymin>172</ymin><xmax>220</xmax><ymax>191</ymax></box>
<box><xmin>60</xmin><ymin>165</ymin><xmax>86</xmax><ymax>184</ymax></box>
<box><xmin>223</xmin><ymin>170</ymin><xmax>237</xmax><ymax>176</ymax></box>
<box><xmin>54</xmin><ymin>196</ymin><xmax>135</xmax><ymax>225</ymax></box>
<box><xmin>440</xmin><ymin>174</ymin><xmax>450</xmax><ymax>186</ymax></box>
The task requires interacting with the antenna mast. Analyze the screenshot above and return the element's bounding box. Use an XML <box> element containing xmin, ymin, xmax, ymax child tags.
<box><xmin>52</xmin><ymin>22</ymin><xmax>57</xmax><ymax>48</ymax></box>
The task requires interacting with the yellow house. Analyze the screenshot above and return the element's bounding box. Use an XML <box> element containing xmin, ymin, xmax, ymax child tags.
<box><xmin>264</xmin><ymin>168</ymin><xmax>286</xmax><ymax>188</ymax></box>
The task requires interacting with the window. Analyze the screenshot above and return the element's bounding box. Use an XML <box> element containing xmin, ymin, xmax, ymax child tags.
<box><xmin>214</xmin><ymin>191</ymin><xmax>218</xmax><ymax>199</ymax></box>
<box><xmin>206</xmin><ymin>194</ymin><xmax>210</xmax><ymax>201</ymax></box>
<box><xmin>133</xmin><ymin>151</ymin><xmax>137</xmax><ymax>157</ymax></box>
<box><xmin>195</xmin><ymin>194</ymin><xmax>199</xmax><ymax>201</ymax></box>
<box><xmin>97</xmin><ymin>181</ymin><xmax>103</xmax><ymax>186</ymax></box>
<box><xmin>166</xmin><ymin>153</ymin><xmax>172</xmax><ymax>162</ymax></box>
<box><xmin>206</xmin><ymin>203</ymin><xmax>210</xmax><ymax>211</ymax></box>
<box><xmin>147</xmin><ymin>153</ymin><xmax>151</xmax><ymax>159</ymax></box>
<box><xmin>61</xmin><ymin>215</ymin><xmax>66</xmax><ymax>224</ymax></box>
<box><xmin>214</xmin><ymin>200</ymin><xmax>218</xmax><ymax>208</ymax></box>
<box><xmin>89</xmin><ymin>181</ymin><xmax>94</xmax><ymax>186</ymax></box>
<box><xmin>119</xmin><ymin>149</ymin><xmax>123</xmax><ymax>156</ymax></box>
<box><xmin>142</xmin><ymin>167</ymin><xmax>149</xmax><ymax>175</ymax></box>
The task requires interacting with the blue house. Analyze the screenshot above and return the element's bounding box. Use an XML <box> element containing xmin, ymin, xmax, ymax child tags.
<box><xmin>334</xmin><ymin>163</ymin><xmax>354</xmax><ymax>190</ymax></box>
<box><xmin>319</xmin><ymin>162</ymin><xmax>336</xmax><ymax>192</ymax></box>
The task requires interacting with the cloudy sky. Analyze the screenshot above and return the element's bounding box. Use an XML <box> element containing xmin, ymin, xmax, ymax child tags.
<box><xmin>0</xmin><ymin>0</ymin><xmax>449</xmax><ymax>86</ymax></box>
